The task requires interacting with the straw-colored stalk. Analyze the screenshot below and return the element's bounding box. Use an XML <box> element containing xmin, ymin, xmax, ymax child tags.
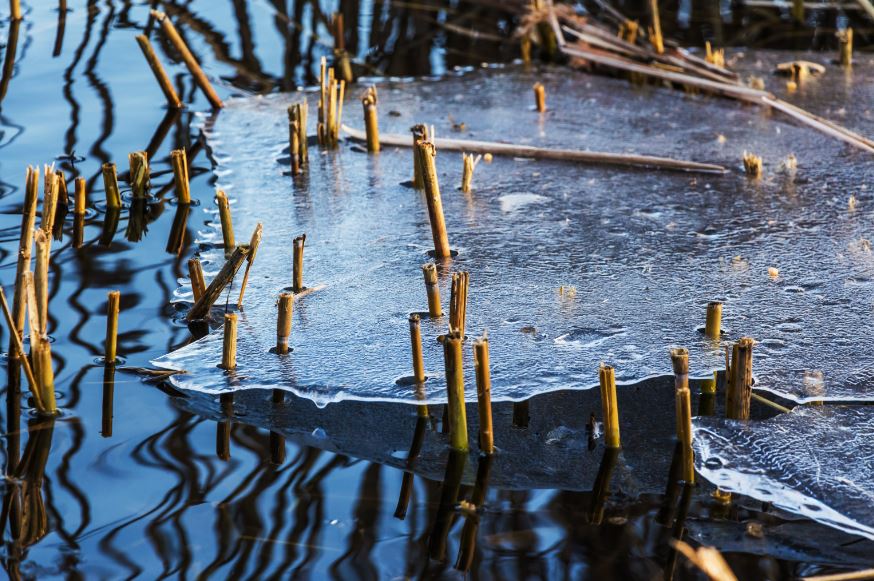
<box><xmin>317</xmin><ymin>58</ymin><xmax>345</xmax><ymax>148</ymax></box>
<box><xmin>704</xmin><ymin>301</ymin><xmax>722</xmax><ymax>339</ymax></box>
<box><xmin>221</xmin><ymin>313</ymin><xmax>238</xmax><ymax>370</ymax></box>
<box><xmin>0</xmin><ymin>287</ymin><xmax>39</xmax><ymax>408</ymax></box>
<box><xmin>704</xmin><ymin>41</ymin><xmax>725</xmax><ymax>68</ymax></box>
<box><xmin>839</xmin><ymin>28</ymin><xmax>853</xmax><ymax>67</ymax></box>
<box><xmin>292</xmin><ymin>234</ymin><xmax>306</xmax><ymax>293</ymax></box>
<box><xmin>461</xmin><ymin>153</ymin><xmax>482</xmax><ymax>194</ymax></box>
<box><xmin>422</xmin><ymin>263</ymin><xmax>443</xmax><ymax>318</ymax></box>
<box><xmin>74</xmin><ymin>177</ymin><xmax>86</xmax><ymax>215</ymax></box>
<box><xmin>619</xmin><ymin>19</ymin><xmax>639</xmax><ymax>44</ymax></box>
<box><xmin>362</xmin><ymin>86</ymin><xmax>379</xmax><ymax>153</ymax></box>
<box><xmin>671</xmin><ymin>348</ymin><xmax>695</xmax><ymax>484</ymax></box>
<box><xmin>102</xmin><ymin>162</ymin><xmax>122</xmax><ymax>209</ymax></box>
<box><xmin>40</xmin><ymin>167</ymin><xmax>59</xmax><ymax>235</ymax></box>
<box><xmin>150</xmin><ymin>10</ymin><xmax>223</xmax><ymax>109</ymax></box>
<box><xmin>533</xmin><ymin>82</ymin><xmax>546</xmax><ymax>112</ymax></box>
<box><xmin>170</xmin><ymin>148</ymin><xmax>190</xmax><ymax>204</ymax></box>
<box><xmin>289</xmin><ymin>120</ymin><xmax>301</xmax><ymax>176</ymax></box>
<box><xmin>215</xmin><ymin>189</ymin><xmax>234</xmax><ymax>257</ymax></box>
<box><xmin>187</xmin><ymin>245</ymin><xmax>250</xmax><ymax>321</ymax></box>
<box><xmin>34</xmin><ymin>230</ymin><xmax>50</xmax><ymax>336</ymax></box>
<box><xmin>742</xmin><ymin>151</ymin><xmax>762</xmax><ymax>177</ymax></box>
<box><xmin>726</xmin><ymin>337</ymin><xmax>755</xmax><ymax>420</ymax></box>
<box><xmin>473</xmin><ymin>333</ymin><xmax>494</xmax><ymax>454</ymax></box>
<box><xmin>648</xmin><ymin>0</ymin><xmax>664</xmax><ymax>54</ymax></box>
<box><xmin>599</xmin><ymin>363</ymin><xmax>621</xmax><ymax>448</ymax></box>
<box><xmin>188</xmin><ymin>258</ymin><xmax>206</xmax><ymax>302</ymax></box>
<box><xmin>276</xmin><ymin>292</ymin><xmax>293</xmax><ymax>355</ymax></box>
<box><xmin>411</xmin><ymin>124</ymin><xmax>429</xmax><ymax>188</ymax></box>
<box><xmin>105</xmin><ymin>290</ymin><xmax>120</xmax><ymax>364</ymax></box>
<box><xmin>31</xmin><ymin>336</ymin><xmax>57</xmax><ymax>414</ymax></box>
<box><xmin>10</xmin><ymin>0</ymin><xmax>21</xmax><ymax>20</ymax></box>
<box><xmin>408</xmin><ymin>314</ymin><xmax>426</xmax><ymax>383</ymax></box>
<box><xmin>288</xmin><ymin>101</ymin><xmax>308</xmax><ymax>164</ymax></box>
<box><xmin>449</xmin><ymin>271</ymin><xmax>469</xmax><ymax>336</ymax></box>
<box><xmin>128</xmin><ymin>151</ymin><xmax>150</xmax><ymax>199</ymax></box>
<box><xmin>135</xmin><ymin>34</ymin><xmax>183</xmax><ymax>109</ymax></box>
<box><xmin>236</xmin><ymin>222</ymin><xmax>262</xmax><ymax>308</ymax></box>
<box><xmin>10</xmin><ymin>167</ymin><xmax>39</xmax><ymax>359</ymax></box>
<box><xmin>416</xmin><ymin>141</ymin><xmax>452</xmax><ymax>258</ymax></box>
<box><xmin>440</xmin><ymin>331</ymin><xmax>468</xmax><ymax>451</ymax></box>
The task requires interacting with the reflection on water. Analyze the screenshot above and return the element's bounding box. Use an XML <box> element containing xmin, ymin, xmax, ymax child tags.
<box><xmin>0</xmin><ymin>0</ymin><xmax>870</xmax><ymax>578</ymax></box>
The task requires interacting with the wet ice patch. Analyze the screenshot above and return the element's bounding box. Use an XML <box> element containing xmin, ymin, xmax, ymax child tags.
<box><xmin>498</xmin><ymin>193</ymin><xmax>548</xmax><ymax>213</ymax></box>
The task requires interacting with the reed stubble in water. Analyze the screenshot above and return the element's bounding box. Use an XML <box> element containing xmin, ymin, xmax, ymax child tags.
<box><xmin>33</xmin><ymin>230</ymin><xmax>50</xmax><ymax>335</ymax></box>
<box><xmin>473</xmin><ymin>333</ymin><xmax>495</xmax><ymax>454</ymax></box>
<box><xmin>128</xmin><ymin>151</ymin><xmax>150</xmax><ymax>199</ymax></box>
<box><xmin>449</xmin><ymin>272</ymin><xmax>469</xmax><ymax>336</ymax></box>
<box><xmin>361</xmin><ymin>86</ymin><xmax>379</xmax><ymax>153</ymax></box>
<box><xmin>221</xmin><ymin>313</ymin><xmax>238</xmax><ymax>370</ymax></box>
<box><xmin>705</xmin><ymin>301</ymin><xmax>722</xmax><ymax>339</ymax></box>
<box><xmin>0</xmin><ymin>288</ymin><xmax>40</xmax><ymax>409</ymax></box>
<box><xmin>10</xmin><ymin>167</ymin><xmax>38</xmax><ymax>360</ymax></box>
<box><xmin>170</xmin><ymin>148</ymin><xmax>190</xmax><ymax>204</ymax></box>
<box><xmin>416</xmin><ymin>141</ymin><xmax>452</xmax><ymax>259</ymax></box>
<box><xmin>410</xmin><ymin>124</ymin><xmax>429</xmax><ymax>189</ymax></box>
<box><xmin>215</xmin><ymin>190</ymin><xmax>234</xmax><ymax>257</ymax></box>
<box><xmin>599</xmin><ymin>363</ymin><xmax>621</xmax><ymax>448</ymax></box>
<box><xmin>287</xmin><ymin>102</ymin><xmax>308</xmax><ymax>167</ymax></box>
<box><xmin>135</xmin><ymin>34</ymin><xmax>182</xmax><ymax>109</ymax></box>
<box><xmin>292</xmin><ymin>234</ymin><xmax>306</xmax><ymax>293</ymax></box>
<box><xmin>188</xmin><ymin>259</ymin><xmax>205</xmax><ymax>302</ymax></box>
<box><xmin>533</xmin><ymin>82</ymin><xmax>546</xmax><ymax>112</ymax></box>
<box><xmin>671</xmin><ymin>348</ymin><xmax>694</xmax><ymax>484</ymax></box>
<box><xmin>726</xmin><ymin>337</ymin><xmax>755</xmax><ymax>419</ymax></box>
<box><xmin>440</xmin><ymin>331</ymin><xmax>468</xmax><ymax>451</ymax></box>
<box><xmin>460</xmin><ymin>153</ymin><xmax>480</xmax><ymax>193</ymax></box>
<box><xmin>102</xmin><ymin>162</ymin><xmax>121</xmax><ymax>209</ymax></box>
<box><xmin>408</xmin><ymin>314</ymin><xmax>426</xmax><ymax>384</ymax></box>
<box><xmin>276</xmin><ymin>292</ymin><xmax>293</xmax><ymax>355</ymax></box>
<box><xmin>105</xmin><ymin>291</ymin><xmax>120</xmax><ymax>364</ymax></box>
<box><xmin>839</xmin><ymin>27</ymin><xmax>853</xmax><ymax>67</ymax></box>
<box><xmin>422</xmin><ymin>263</ymin><xmax>442</xmax><ymax>318</ymax></box>
<box><xmin>742</xmin><ymin>152</ymin><xmax>762</xmax><ymax>177</ymax></box>
<box><xmin>74</xmin><ymin>176</ymin><xmax>86</xmax><ymax>215</ymax></box>
<box><xmin>317</xmin><ymin>57</ymin><xmax>345</xmax><ymax>148</ymax></box>
<box><xmin>186</xmin><ymin>245</ymin><xmax>250</xmax><ymax>321</ymax></box>
<box><xmin>236</xmin><ymin>223</ymin><xmax>263</xmax><ymax>309</ymax></box>
<box><xmin>40</xmin><ymin>167</ymin><xmax>59</xmax><ymax>236</ymax></box>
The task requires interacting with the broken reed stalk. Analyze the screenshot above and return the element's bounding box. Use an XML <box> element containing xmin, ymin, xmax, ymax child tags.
<box><xmin>32</xmin><ymin>336</ymin><xmax>57</xmax><ymax>414</ymax></box>
<box><xmin>10</xmin><ymin>167</ymin><xmax>39</xmax><ymax>359</ymax></box>
<box><xmin>102</xmin><ymin>163</ymin><xmax>122</xmax><ymax>209</ymax></box>
<box><xmin>361</xmin><ymin>86</ymin><xmax>380</xmax><ymax>153</ymax></box>
<box><xmin>188</xmin><ymin>258</ymin><xmax>206</xmax><ymax>302</ymax></box>
<box><xmin>317</xmin><ymin>57</ymin><xmax>345</xmax><ymax>148</ymax></box>
<box><xmin>74</xmin><ymin>177</ymin><xmax>86</xmax><ymax>215</ymax></box>
<box><xmin>186</xmin><ymin>245</ymin><xmax>249</xmax><ymax>321</ymax></box>
<box><xmin>533</xmin><ymin>82</ymin><xmax>546</xmax><ymax>112</ymax></box>
<box><xmin>34</xmin><ymin>230</ymin><xmax>50</xmax><ymax>335</ymax></box>
<box><xmin>460</xmin><ymin>153</ymin><xmax>480</xmax><ymax>193</ymax></box>
<box><xmin>440</xmin><ymin>331</ymin><xmax>469</xmax><ymax>451</ymax></box>
<box><xmin>411</xmin><ymin>124</ymin><xmax>429</xmax><ymax>188</ymax></box>
<box><xmin>415</xmin><ymin>141</ymin><xmax>452</xmax><ymax>258</ymax></box>
<box><xmin>276</xmin><ymin>292</ymin><xmax>293</xmax><ymax>355</ymax></box>
<box><xmin>105</xmin><ymin>290</ymin><xmax>120</xmax><ymax>364</ymax></box>
<box><xmin>150</xmin><ymin>10</ymin><xmax>223</xmax><ymax>109</ymax></box>
<box><xmin>215</xmin><ymin>189</ymin><xmax>234</xmax><ymax>257</ymax></box>
<box><xmin>0</xmin><ymin>287</ymin><xmax>39</xmax><ymax>407</ymax></box>
<box><xmin>135</xmin><ymin>34</ymin><xmax>183</xmax><ymax>109</ymax></box>
<box><xmin>704</xmin><ymin>301</ymin><xmax>722</xmax><ymax>339</ymax></box>
<box><xmin>292</xmin><ymin>234</ymin><xmax>306</xmax><ymax>293</ymax></box>
<box><xmin>473</xmin><ymin>333</ymin><xmax>495</xmax><ymax>454</ymax></box>
<box><xmin>220</xmin><ymin>313</ymin><xmax>237</xmax><ymax>370</ymax></box>
<box><xmin>422</xmin><ymin>263</ymin><xmax>443</xmax><ymax>318</ymax></box>
<box><xmin>170</xmin><ymin>149</ymin><xmax>190</xmax><ymax>204</ymax></box>
<box><xmin>289</xmin><ymin>120</ymin><xmax>301</xmax><ymax>176</ymax></box>
<box><xmin>236</xmin><ymin>223</ymin><xmax>263</xmax><ymax>309</ymax></box>
<box><xmin>449</xmin><ymin>272</ymin><xmax>469</xmax><ymax>337</ymax></box>
<box><xmin>599</xmin><ymin>363</ymin><xmax>621</xmax><ymax>448</ymax></box>
<box><xmin>128</xmin><ymin>151</ymin><xmax>150</xmax><ymax>199</ymax></box>
<box><xmin>287</xmin><ymin>102</ymin><xmax>309</xmax><ymax>167</ymax></box>
<box><xmin>671</xmin><ymin>348</ymin><xmax>695</xmax><ymax>484</ymax></box>
<box><xmin>409</xmin><ymin>314</ymin><xmax>426</xmax><ymax>384</ymax></box>
<box><xmin>742</xmin><ymin>151</ymin><xmax>762</xmax><ymax>177</ymax></box>
<box><xmin>648</xmin><ymin>0</ymin><xmax>664</xmax><ymax>53</ymax></box>
<box><xmin>839</xmin><ymin>28</ymin><xmax>853</xmax><ymax>67</ymax></box>
<box><xmin>41</xmin><ymin>168</ymin><xmax>59</xmax><ymax>235</ymax></box>
<box><xmin>726</xmin><ymin>337</ymin><xmax>755</xmax><ymax>420</ymax></box>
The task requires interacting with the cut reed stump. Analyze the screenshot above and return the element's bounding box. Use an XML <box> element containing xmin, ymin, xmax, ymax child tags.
<box><xmin>288</xmin><ymin>102</ymin><xmax>309</xmax><ymax>166</ymax></box>
<box><xmin>220</xmin><ymin>313</ymin><xmax>238</xmax><ymax>370</ymax></box>
<box><xmin>704</xmin><ymin>301</ymin><xmax>722</xmax><ymax>339</ymax></box>
<box><xmin>128</xmin><ymin>151</ymin><xmax>150</xmax><ymax>199</ymax></box>
<box><xmin>34</xmin><ymin>230</ymin><xmax>50</xmax><ymax>335</ymax></box>
<box><xmin>742</xmin><ymin>151</ymin><xmax>762</xmax><ymax>177</ymax></box>
<box><xmin>449</xmin><ymin>271</ymin><xmax>469</xmax><ymax>337</ymax></box>
<box><xmin>533</xmin><ymin>82</ymin><xmax>546</xmax><ymax>112</ymax></box>
<box><xmin>838</xmin><ymin>28</ymin><xmax>853</xmax><ymax>67</ymax></box>
<box><xmin>135</xmin><ymin>34</ymin><xmax>183</xmax><ymax>109</ymax></box>
<box><xmin>0</xmin><ymin>287</ymin><xmax>40</xmax><ymax>409</ymax></box>
<box><xmin>415</xmin><ymin>141</ymin><xmax>452</xmax><ymax>258</ymax></box>
<box><xmin>74</xmin><ymin>176</ymin><xmax>86</xmax><ymax>214</ymax></box>
<box><xmin>10</xmin><ymin>166</ymin><xmax>39</xmax><ymax>360</ymax></box>
<box><xmin>317</xmin><ymin>57</ymin><xmax>345</xmax><ymax>148</ymax></box>
<box><xmin>289</xmin><ymin>119</ymin><xmax>301</xmax><ymax>176</ymax></box>
<box><xmin>32</xmin><ymin>336</ymin><xmax>57</xmax><ymax>414</ymax></box>
<box><xmin>473</xmin><ymin>333</ymin><xmax>494</xmax><ymax>454</ymax></box>
<box><xmin>361</xmin><ymin>86</ymin><xmax>379</xmax><ymax>153</ymax></box>
<box><xmin>41</xmin><ymin>167</ymin><xmax>59</xmax><ymax>235</ymax></box>
<box><xmin>276</xmin><ymin>292</ymin><xmax>293</xmax><ymax>355</ymax></box>
<box><xmin>726</xmin><ymin>338</ymin><xmax>755</xmax><ymax>420</ymax></box>
<box><xmin>599</xmin><ymin>363</ymin><xmax>621</xmax><ymax>448</ymax></box>
<box><xmin>292</xmin><ymin>234</ymin><xmax>306</xmax><ymax>293</ymax></box>
<box><xmin>440</xmin><ymin>331</ymin><xmax>469</xmax><ymax>452</ymax></box>
<box><xmin>186</xmin><ymin>245</ymin><xmax>250</xmax><ymax>321</ymax></box>
<box><xmin>460</xmin><ymin>153</ymin><xmax>480</xmax><ymax>193</ymax></box>
<box><xmin>170</xmin><ymin>148</ymin><xmax>190</xmax><ymax>204</ymax></box>
<box><xmin>422</xmin><ymin>263</ymin><xmax>443</xmax><ymax>318</ymax></box>
<box><xmin>409</xmin><ymin>314</ymin><xmax>426</xmax><ymax>383</ymax></box>
<box><xmin>105</xmin><ymin>290</ymin><xmax>120</xmax><ymax>364</ymax></box>
<box><xmin>410</xmin><ymin>124</ymin><xmax>429</xmax><ymax>188</ymax></box>
<box><xmin>188</xmin><ymin>258</ymin><xmax>206</xmax><ymax>302</ymax></box>
<box><xmin>215</xmin><ymin>189</ymin><xmax>234</xmax><ymax>257</ymax></box>
<box><xmin>671</xmin><ymin>348</ymin><xmax>694</xmax><ymax>484</ymax></box>
<box><xmin>236</xmin><ymin>222</ymin><xmax>263</xmax><ymax>308</ymax></box>
<box><xmin>151</xmin><ymin>10</ymin><xmax>223</xmax><ymax>109</ymax></box>
<box><xmin>102</xmin><ymin>162</ymin><xmax>122</xmax><ymax>209</ymax></box>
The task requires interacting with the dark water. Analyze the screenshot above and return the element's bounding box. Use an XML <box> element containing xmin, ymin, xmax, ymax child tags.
<box><xmin>0</xmin><ymin>1</ymin><xmax>870</xmax><ymax>579</ymax></box>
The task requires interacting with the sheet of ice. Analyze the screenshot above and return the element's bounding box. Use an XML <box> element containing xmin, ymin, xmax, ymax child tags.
<box><xmin>694</xmin><ymin>406</ymin><xmax>874</xmax><ymax>540</ymax></box>
<box><xmin>154</xmin><ymin>55</ymin><xmax>874</xmax><ymax>405</ymax></box>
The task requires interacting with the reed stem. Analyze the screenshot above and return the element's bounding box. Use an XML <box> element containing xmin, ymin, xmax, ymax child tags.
<box><xmin>292</xmin><ymin>234</ymin><xmax>306</xmax><ymax>293</ymax></box>
<box><xmin>599</xmin><ymin>363</ymin><xmax>621</xmax><ymax>448</ymax></box>
<box><xmin>533</xmin><ymin>82</ymin><xmax>546</xmax><ymax>112</ymax></box>
<box><xmin>215</xmin><ymin>189</ymin><xmax>234</xmax><ymax>257</ymax></box>
<box><xmin>74</xmin><ymin>176</ymin><xmax>86</xmax><ymax>214</ymax></box>
<box><xmin>10</xmin><ymin>0</ymin><xmax>21</xmax><ymax>20</ymax></box>
<box><xmin>742</xmin><ymin>151</ymin><xmax>762</xmax><ymax>177</ymax></box>
<box><xmin>128</xmin><ymin>151</ymin><xmax>150</xmax><ymax>199</ymax></box>
<box><xmin>449</xmin><ymin>272</ymin><xmax>469</xmax><ymax>336</ymax></box>
<box><xmin>34</xmin><ymin>230</ymin><xmax>49</xmax><ymax>335</ymax></box>
<box><xmin>422</xmin><ymin>263</ymin><xmax>443</xmax><ymax>318</ymax></box>
<box><xmin>32</xmin><ymin>336</ymin><xmax>57</xmax><ymax>415</ymax></box>
<box><xmin>461</xmin><ymin>153</ymin><xmax>481</xmax><ymax>193</ymax></box>
<box><xmin>277</xmin><ymin>292</ymin><xmax>293</xmax><ymax>355</ymax></box>
<box><xmin>186</xmin><ymin>245</ymin><xmax>250</xmax><ymax>321</ymax></box>
<box><xmin>416</xmin><ymin>140</ymin><xmax>452</xmax><ymax>258</ymax></box>
<box><xmin>671</xmin><ymin>348</ymin><xmax>694</xmax><ymax>484</ymax></box>
<box><xmin>839</xmin><ymin>27</ymin><xmax>853</xmax><ymax>67</ymax></box>
<box><xmin>10</xmin><ymin>167</ymin><xmax>39</xmax><ymax>360</ymax></box>
<box><xmin>105</xmin><ymin>290</ymin><xmax>120</xmax><ymax>364</ymax></box>
<box><xmin>170</xmin><ymin>148</ymin><xmax>190</xmax><ymax>204</ymax></box>
<box><xmin>41</xmin><ymin>168</ymin><xmax>59</xmax><ymax>235</ymax></box>
<box><xmin>289</xmin><ymin>120</ymin><xmax>301</xmax><ymax>176</ymax></box>
<box><xmin>440</xmin><ymin>331</ymin><xmax>469</xmax><ymax>452</ymax></box>
<box><xmin>151</xmin><ymin>10</ymin><xmax>223</xmax><ymax>109</ymax></box>
<box><xmin>411</xmin><ymin>124</ymin><xmax>429</xmax><ymax>188</ymax></box>
<box><xmin>409</xmin><ymin>314</ymin><xmax>426</xmax><ymax>384</ymax></box>
<box><xmin>649</xmin><ymin>0</ymin><xmax>664</xmax><ymax>54</ymax></box>
<box><xmin>102</xmin><ymin>162</ymin><xmax>122</xmax><ymax>210</ymax></box>
<box><xmin>188</xmin><ymin>258</ymin><xmax>205</xmax><ymax>302</ymax></box>
<box><xmin>473</xmin><ymin>333</ymin><xmax>494</xmax><ymax>454</ymax></box>
<box><xmin>362</xmin><ymin>86</ymin><xmax>379</xmax><ymax>153</ymax></box>
<box><xmin>221</xmin><ymin>313</ymin><xmax>238</xmax><ymax>370</ymax></box>
<box><xmin>288</xmin><ymin>101</ymin><xmax>308</xmax><ymax>164</ymax></box>
<box><xmin>0</xmin><ymin>287</ymin><xmax>39</xmax><ymax>406</ymax></box>
<box><xmin>704</xmin><ymin>301</ymin><xmax>722</xmax><ymax>339</ymax></box>
<box><xmin>726</xmin><ymin>337</ymin><xmax>754</xmax><ymax>420</ymax></box>
<box><xmin>135</xmin><ymin>34</ymin><xmax>183</xmax><ymax>109</ymax></box>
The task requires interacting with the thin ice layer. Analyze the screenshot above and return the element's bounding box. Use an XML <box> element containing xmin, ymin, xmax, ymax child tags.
<box><xmin>154</xmin><ymin>56</ymin><xmax>874</xmax><ymax>404</ymax></box>
<box><xmin>693</xmin><ymin>406</ymin><xmax>874</xmax><ymax>540</ymax></box>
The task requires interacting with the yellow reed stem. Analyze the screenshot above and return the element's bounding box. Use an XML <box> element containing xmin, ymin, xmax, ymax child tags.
<box><xmin>102</xmin><ymin>162</ymin><xmax>122</xmax><ymax>209</ymax></box>
<box><xmin>726</xmin><ymin>337</ymin><xmax>755</xmax><ymax>420</ymax></box>
<box><xmin>362</xmin><ymin>86</ymin><xmax>379</xmax><ymax>153</ymax></box>
<box><xmin>440</xmin><ymin>331</ymin><xmax>468</xmax><ymax>451</ymax></box>
<box><xmin>188</xmin><ymin>258</ymin><xmax>205</xmax><ymax>302</ymax></box>
<box><xmin>599</xmin><ymin>363</ymin><xmax>621</xmax><ymax>448</ymax></box>
<box><xmin>671</xmin><ymin>347</ymin><xmax>695</xmax><ymax>484</ymax></box>
<box><xmin>34</xmin><ymin>230</ymin><xmax>50</xmax><ymax>336</ymax></box>
<box><xmin>277</xmin><ymin>292</ymin><xmax>293</xmax><ymax>355</ymax></box>
<box><xmin>416</xmin><ymin>141</ymin><xmax>452</xmax><ymax>258</ymax></box>
<box><xmin>409</xmin><ymin>314</ymin><xmax>426</xmax><ymax>383</ymax></box>
<box><xmin>292</xmin><ymin>234</ymin><xmax>306</xmax><ymax>293</ymax></box>
<box><xmin>32</xmin><ymin>336</ymin><xmax>57</xmax><ymax>415</ymax></box>
<box><xmin>186</xmin><ymin>245</ymin><xmax>250</xmax><ymax>321</ymax></box>
<box><xmin>705</xmin><ymin>301</ymin><xmax>722</xmax><ymax>339</ymax></box>
<box><xmin>839</xmin><ymin>28</ymin><xmax>853</xmax><ymax>67</ymax></box>
<box><xmin>74</xmin><ymin>177</ymin><xmax>86</xmax><ymax>214</ymax></box>
<box><xmin>0</xmin><ymin>287</ymin><xmax>39</xmax><ymax>408</ymax></box>
<box><xmin>215</xmin><ymin>189</ymin><xmax>234</xmax><ymax>257</ymax></box>
<box><xmin>128</xmin><ymin>150</ymin><xmax>150</xmax><ymax>199</ymax></box>
<box><xmin>10</xmin><ymin>167</ymin><xmax>39</xmax><ymax>359</ymax></box>
<box><xmin>105</xmin><ymin>290</ymin><xmax>120</xmax><ymax>364</ymax></box>
<box><xmin>533</xmin><ymin>82</ymin><xmax>546</xmax><ymax>112</ymax></box>
<box><xmin>40</xmin><ymin>168</ymin><xmax>59</xmax><ymax>235</ymax></box>
<box><xmin>422</xmin><ymin>263</ymin><xmax>443</xmax><ymax>318</ymax></box>
<box><xmin>170</xmin><ymin>148</ymin><xmax>190</xmax><ymax>204</ymax></box>
<box><xmin>221</xmin><ymin>312</ymin><xmax>238</xmax><ymax>370</ymax></box>
<box><xmin>411</xmin><ymin>124</ymin><xmax>429</xmax><ymax>189</ymax></box>
<box><xmin>473</xmin><ymin>333</ymin><xmax>494</xmax><ymax>454</ymax></box>
<box><xmin>135</xmin><ymin>34</ymin><xmax>183</xmax><ymax>109</ymax></box>
<box><xmin>649</xmin><ymin>0</ymin><xmax>664</xmax><ymax>54</ymax></box>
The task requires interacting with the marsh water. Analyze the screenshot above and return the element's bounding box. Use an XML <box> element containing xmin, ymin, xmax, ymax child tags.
<box><xmin>2</xmin><ymin>1</ymin><xmax>874</xmax><ymax>579</ymax></box>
